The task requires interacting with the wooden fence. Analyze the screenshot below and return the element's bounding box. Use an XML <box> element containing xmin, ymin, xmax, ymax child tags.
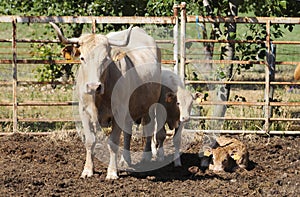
<box><xmin>0</xmin><ymin>2</ymin><xmax>299</xmax><ymax>134</ymax></box>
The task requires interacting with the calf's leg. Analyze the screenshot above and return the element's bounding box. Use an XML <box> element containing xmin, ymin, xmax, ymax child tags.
<box><xmin>173</xmin><ymin>122</ymin><xmax>183</xmax><ymax>167</ymax></box>
<box><xmin>155</xmin><ymin>126</ymin><xmax>166</xmax><ymax>161</ymax></box>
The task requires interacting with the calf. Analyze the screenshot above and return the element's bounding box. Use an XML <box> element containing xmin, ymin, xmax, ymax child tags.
<box><xmin>200</xmin><ymin>136</ymin><xmax>249</xmax><ymax>172</ymax></box>
<box><xmin>151</xmin><ymin>69</ymin><xmax>194</xmax><ymax>167</ymax></box>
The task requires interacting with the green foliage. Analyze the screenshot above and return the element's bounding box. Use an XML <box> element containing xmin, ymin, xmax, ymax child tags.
<box><xmin>31</xmin><ymin>43</ymin><xmax>74</xmax><ymax>84</ymax></box>
<box><xmin>146</xmin><ymin>0</ymin><xmax>174</xmax><ymax>16</ymax></box>
<box><xmin>33</xmin><ymin>44</ymin><xmax>58</xmax><ymax>81</ymax></box>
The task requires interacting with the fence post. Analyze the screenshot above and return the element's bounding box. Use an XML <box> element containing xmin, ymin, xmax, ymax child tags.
<box><xmin>264</xmin><ymin>20</ymin><xmax>271</xmax><ymax>133</ymax></box>
<box><xmin>12</xmin><ymin>18</ymin><xmax>18</xmax><ymax>132</ymax></box>
<box><xmin>180</xmin><ymin>2</ymin><xmax>186</xmax><ymax>83</ymax></box>
<box><xmin>173</xmin><ymin>3</ymin><xmax>180</xmax><ymax>74</ymax></box>
<box><xmin>268</xmin><ymin>43</ymin><xmax>276</xmax><ymax>118</ymax></box>
<box><xmin>92</xmin><ymin>19</ymin><xmax>96</xmax><ymax>34</ymax></box>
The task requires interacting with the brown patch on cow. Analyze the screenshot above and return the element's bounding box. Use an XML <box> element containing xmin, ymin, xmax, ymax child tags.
<box><xmin>110</xmin><ymin>49</ymin><xmax>127</xmax><ymax>62</ymax></box>
<box><xmin>294</xmin><ymin>63</ymin><xmax>300</xmax><ymax>80</ymax></box>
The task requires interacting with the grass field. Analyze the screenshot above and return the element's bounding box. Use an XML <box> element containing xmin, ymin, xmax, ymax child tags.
<box><xmin>0</xmin><ymin>19</ymin><xmax>299</xmax><ymax>132</ymax></box>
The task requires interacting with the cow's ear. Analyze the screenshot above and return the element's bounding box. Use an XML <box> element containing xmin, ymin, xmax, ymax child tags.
<box><xmin>165</xmin><ymin>92</ymin><xmax>176</xmax><ymax>103</ymax></box>
<box><xmin>61</xmin><ymin>45</ymin><xmax>80</xmax><ymax>60</ymax></box>
<box><xmin>194</xmin><ymin>92</ymin><xmax>208</xmax><ymax>104</ymax></box>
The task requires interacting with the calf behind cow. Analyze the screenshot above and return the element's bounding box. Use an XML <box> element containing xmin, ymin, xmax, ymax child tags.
<box><xmin>151</xmin><ymin>69</ymin><xmax>195</xmax><ymax>166</ymax></box>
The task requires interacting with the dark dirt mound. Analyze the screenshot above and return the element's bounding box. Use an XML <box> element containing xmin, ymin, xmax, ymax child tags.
<box><xmin>0</xmin><ymin>132</ymin><xmax>299</xmax><ymax>196</ymax></box>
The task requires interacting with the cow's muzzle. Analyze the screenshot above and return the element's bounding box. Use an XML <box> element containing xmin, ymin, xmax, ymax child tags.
<box><xmin>85</xmin><ymin>82</ymin><xmax>104</xmax><ymax>94</ymax></box>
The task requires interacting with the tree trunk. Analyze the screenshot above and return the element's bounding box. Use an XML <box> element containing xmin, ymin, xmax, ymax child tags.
<box><xmin>202</xmin><ymin>0</ymin><xmax>222</xmax><ymax>78</ymax></box>
<box><xmin>211</xmin><ymin>0</ymin><xmax>239</xmax><ymax>129</ymax></box>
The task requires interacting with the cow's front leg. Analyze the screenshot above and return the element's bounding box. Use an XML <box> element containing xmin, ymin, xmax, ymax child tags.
<box><xmin>81</xmin><ymin>117</ymin><xmax>96</xmax><ymax>178</ymax></box>
<box><xmin>107</xmin><ymin>122</ymin><xmax>122</xmax><ymax>180</ymax></box>
<box><xmin>173</xmin><ymin>122</ymin><xmax>183</xmax><ymax>167</ymax></box>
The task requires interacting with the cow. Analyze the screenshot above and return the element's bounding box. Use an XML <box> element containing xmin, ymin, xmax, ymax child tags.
<box><xmin>200</xmin><ymin>136</ymin><xmax>249</xmax><ymax>172</ymax></box>
<box><xmin>150</xmin><ymin>69</ymin><xmax>195</xmax><ymax>167</ymax></box>
<box><xmin>50</xmin><ymin>22</ymin><xmax>161</xmax><ymax>180</ymax></box>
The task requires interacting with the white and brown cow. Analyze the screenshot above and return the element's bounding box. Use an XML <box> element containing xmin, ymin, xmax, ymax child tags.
<box><xmin>150</xmin><ymin>69</ymin><xmax>195</xmax><ymax>167</ymax></box>
<box><xmin>50</xmin><ymin>23</ymin><xmax>161</xmax><ymax>179</ymax></box>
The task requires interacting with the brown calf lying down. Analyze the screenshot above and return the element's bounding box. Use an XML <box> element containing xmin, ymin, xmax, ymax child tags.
<box><xmin>200</xmin><ymin>136</ymin><xmax>249</xmax><ymax>172</ymax></box>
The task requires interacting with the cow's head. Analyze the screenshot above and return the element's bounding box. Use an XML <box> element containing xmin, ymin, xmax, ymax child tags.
<box><xmin>165</xmin><ymin>89</ymin><xmax>204</xmax><ymax>124</ymax></box>
<box><xmin>176</xmin><ymin>88</ymin><xmax>193</xmax><ymax>122</ymax></box>
<box><xmin>50</xmin><ymin>22</ymin><xmax>133</xmax><ymax>94</ymax></box>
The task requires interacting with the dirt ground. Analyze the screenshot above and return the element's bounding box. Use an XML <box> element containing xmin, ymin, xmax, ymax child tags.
<box><xmin>0</xmin><ymin>131</ymin><xmax>299</xmax><ymax>197</ymax></box>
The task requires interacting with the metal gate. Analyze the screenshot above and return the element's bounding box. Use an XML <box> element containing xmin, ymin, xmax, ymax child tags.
<box><xmin>0</xmin><ymin>2</ymin><xmax>299</xmax><ymax>134</ymax></box>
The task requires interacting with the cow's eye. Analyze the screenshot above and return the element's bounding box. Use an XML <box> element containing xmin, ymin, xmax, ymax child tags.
<box><xmin>80</xmin><ymin>56</ymin><xmax>85</xmax><ymax>61</ymax></box>
<box><xmin>176</xmin><ymin>102</ymin><xmax>180</xmax><ymax>106</ymax></box>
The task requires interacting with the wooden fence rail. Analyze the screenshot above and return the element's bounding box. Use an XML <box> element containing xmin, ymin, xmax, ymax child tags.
<box><xmin>0</xmin><ymin>2</ymin><xmax>299</xmax><ymax>134</ymax></box>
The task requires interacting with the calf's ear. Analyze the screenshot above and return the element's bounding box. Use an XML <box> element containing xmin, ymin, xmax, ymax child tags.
<box><xmin>165</xmin><ymin>92</ymin><xmax>176</xmax><ymax>103</ymax></box>
<box><xmin>194</xmin><ymin>92</ymin><xmax>209</xmax><ymax>104</ymax></box>
<box><xmin>61</xmin><ymin>45</ymin><xmax>80</xmax><ymax>60</ymax></box>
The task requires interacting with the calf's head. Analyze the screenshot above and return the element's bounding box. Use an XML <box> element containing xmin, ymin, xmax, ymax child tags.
<box><xmin>176</xmin><ymin>88</ymin><xmax>193</xmax><ymax>122</ymax></box>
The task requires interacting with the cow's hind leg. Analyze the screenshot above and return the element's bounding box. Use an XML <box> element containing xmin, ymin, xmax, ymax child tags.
<box><xmin>120</xmin><ymin>121</ymin><xmax>133</xmax><ymax>167</ymax></box>
<box><xmin>107</xmin><ymin>121</ymin><xmax>122</xmax><ymax>180</ymax></box>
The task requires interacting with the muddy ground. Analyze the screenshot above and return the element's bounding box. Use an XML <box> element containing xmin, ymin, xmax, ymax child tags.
<box><xmin>0</xmin><ymin>131</ymin><xmax>299</xmax><ymax>196</ymax></box>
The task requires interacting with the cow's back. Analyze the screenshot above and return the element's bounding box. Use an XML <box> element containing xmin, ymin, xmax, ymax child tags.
<box><xmin>109</xmin><ymin>27</ymin><xmax>161</xmax><ymax>122</ymax></box>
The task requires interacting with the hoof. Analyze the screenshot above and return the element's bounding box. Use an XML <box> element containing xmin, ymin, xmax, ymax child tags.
<box><xmin>157</xmin><ymin>155</ymin><xmax>164</xmax><ymax>162</ymax></box>
<box><xmin>174</xmin><ymin>161</ymin><xmax>182</xmax><ymax>167</ymax></box>
<box><xmin>174</xmin><ymin>155</ymin><xmax>182</xmax><ymax>167</ymax></box>
<box><xmin>119</xmin><ymin>155</ymin><xmax>131</xmax><ymax>169</ymax></box>
<box><xmin>142</xmin><ymin>151</ymin><xmax>152</xmax><ymax>162</ymax></box>
<box><xmin>80</xmin><ymin>168</ymin><xmax>93</xmax><ymax>178</ymax></box>
<box><xmin>105</xmin><ymin>172</ymin><xmax>119</xmax><ymax>180</ymax></box>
